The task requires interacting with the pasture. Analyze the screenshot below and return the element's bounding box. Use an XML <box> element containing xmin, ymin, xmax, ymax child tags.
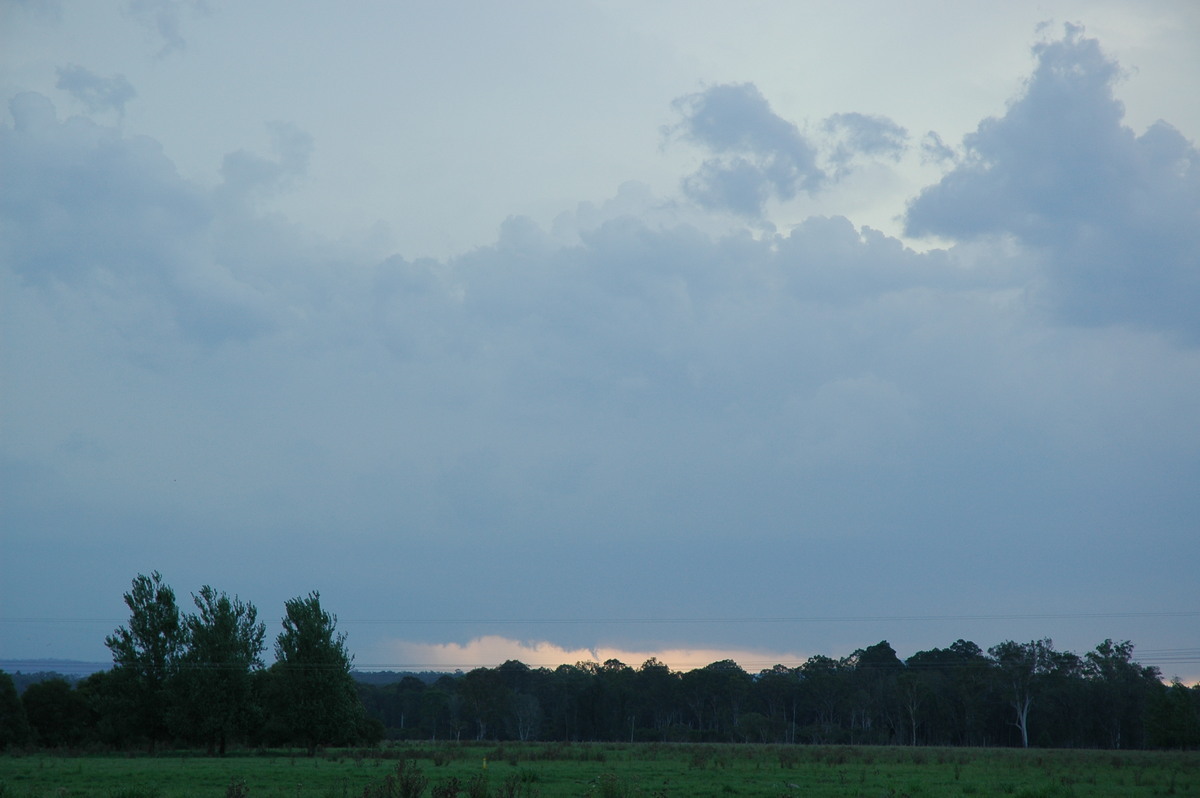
<box><xmin>1</xmin><ymin>742</ymin><xmax>1197</xmax><ymax>798</ymax></box>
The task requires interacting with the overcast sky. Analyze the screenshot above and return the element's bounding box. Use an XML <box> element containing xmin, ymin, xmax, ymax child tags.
<box><xmin>2</xmin><ymin>0</ymin><xmax>1198</xmax><ymax>682</ymax></box>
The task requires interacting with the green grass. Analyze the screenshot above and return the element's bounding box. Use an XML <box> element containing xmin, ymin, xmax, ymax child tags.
<box><xmin>1</xmin><ymin>743</ymin><xmax>1198</xmax><ymax>798</ymax></box>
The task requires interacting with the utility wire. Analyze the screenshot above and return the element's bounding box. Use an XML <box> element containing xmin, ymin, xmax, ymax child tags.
<box><xmin>3</xmin><ymin>610</ymin><xmax>1198</xmax><ymax>625</ymax></box>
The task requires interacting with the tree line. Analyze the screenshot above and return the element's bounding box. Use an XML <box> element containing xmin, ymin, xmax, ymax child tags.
<box><xmin>1</xmin><ymin>573</ymin><xmax>1197</xmax><ymax>753</ymax></box>
<box><xmin>357</xmin><ymin>640</ymin><xmax>1198</xmax><ymax>750</ymax></box>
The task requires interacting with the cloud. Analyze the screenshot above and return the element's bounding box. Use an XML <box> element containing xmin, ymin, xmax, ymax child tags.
<box><xmin>906</xmin><ymin>25</ymin><xmax>1200</xmax><ymax>340</ymax></box>
<box><xmin>3</xmin><ymin>29</ymin><xmax>1200</xmax><ymax>670</ymax></box>
<box><xmin>3</xmin><ymin>0</ymin><xmax>63</xmax><ymax>20</ymax></box>
<box><xmin>218</xmin><ymin>121</ymin><xmax>313</xmax><ymax>202</ymax></box>
<box><xmin>55</xmin><ymin>65</ymin><xmax>136</xmax><ymax>115</ymax></box>
<box><xmin>669</xmin><ymin>83</ymin><xmax>824</xmax><ymax>216</ymax></box>
<box><xmin>124</xmin><ymin>0</ymin><xmax>208</xmax><ymax>57</ymax></box>
<box><xmin>0</xmin><ymin>92</ymin><xmax>286</xmax><ymax>346</ymax></box>
<box><xmin>821</xmin><ymin>112</ymin><xmax>908</xmax><ymax>174</ymax></box>
<box><xmin>920</xmin><ymin>131</ymin><xmax>957</xmax><ymax>165</ymax></box>
<box><xmin>373</xmin><ymin>635</ymin><xmax>810</xmax><ymax>673</ymax></box>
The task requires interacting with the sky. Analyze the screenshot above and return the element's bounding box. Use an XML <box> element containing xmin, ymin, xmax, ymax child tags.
<box><xmin>2</xmin><ymin>0</ymin><xmax>1199</xmax><ymax>682</ymax></box>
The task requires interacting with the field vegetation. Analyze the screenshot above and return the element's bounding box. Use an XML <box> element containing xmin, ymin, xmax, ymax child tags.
<box><xmin>2</xmin><ymin>742</ymin><xmax>1199</xmax><ymax>798</ymax></box>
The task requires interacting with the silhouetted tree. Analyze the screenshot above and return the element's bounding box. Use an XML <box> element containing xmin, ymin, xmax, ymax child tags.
<box><xmin>173</xmin><ymin>586</ymin><xmax>266</xmax><ymax>754</ymax></box>
<box><xmin>989</xmin><ymin>638</ymin><xmax>1061</xmax><ymax>748</ymax></box>
<box><xmin>1147</xmin><ymin>679</ymin><xmax>1200</xmax><ymax>749</ymax></box>
<box><xmin>267</xmin><ymin>591</ymin><xmax>363</xmax><ymax>755</ymax></box>
<box><xmin>105</xmin><ymin>571</ymin><xmax>184</xmax><ymax>752</ymax></box>
<box><xmin>21</xmin><ymin>678</ymin><xmax>91</xmax><ymax>747</ymax></box>
<box><xmin>1084</xmin><ymin>639</ymin><xmax>1161</xmax><ymax>749</ymax></box>
<box><xmin>0</xmin><ymin>671</ymin><xmax>31</xmax><ymax>750</ymax></box>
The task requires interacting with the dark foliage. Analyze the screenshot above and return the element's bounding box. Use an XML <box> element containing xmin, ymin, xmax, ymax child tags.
<box><xmin>16</xmin><ymin>575</ymin><xmax>1199</xmax><ymax>753</ymax></box>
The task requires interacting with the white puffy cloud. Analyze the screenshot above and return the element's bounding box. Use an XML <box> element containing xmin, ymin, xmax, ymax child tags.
<box><xmin>906</xmin><ymin>25</ymin><xmax>1200</xmax><ymax>340</ymax></box>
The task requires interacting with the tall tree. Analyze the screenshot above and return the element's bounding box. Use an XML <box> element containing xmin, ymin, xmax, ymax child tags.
<box><xmin>1084</xmin><ymin>639</ymin><xmax>1160</xmax><ymax>749</ymax></box>
<box><xmin>798</xmin><ymin>654</ymin><xmax>848</xmax><ymax>743</ymax></box>
<box><xmin>633</xmin><ymin>658</ymin><xmax>680</xmax><ymax>741</ymax></box>
<box><xmin>269</xmin><ymin>591</ymin><xmax>363</xmax><ymax>755</ymax></box>
<box><xmin>989</xmin><ymin>638</ymin><xmax>1057</xmax><ymax>748</ymax></box>
<box><xmin>906</xmin><ymin>640</ymin><xmax>992</xmax><ymax>746</ymax></box>
<box><xmin>851</xmin><ymin>641</ymin><xmax>904</xmax><ymax>744</ymax></box>
<box><xmin>175</xmin><ymin>586</ymin><xmax>266</xmax><ymax>755</ymax></box>
<box><xmin>105</xmin><ymin>571</ymin><xmax>184</xmax><ymax>751</ymax></box>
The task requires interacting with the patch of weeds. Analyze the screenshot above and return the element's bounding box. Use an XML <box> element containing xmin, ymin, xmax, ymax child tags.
<box><xmin>465</xmin><ymin>773</ymin><xmax>489</xmax><ymax>798</ymax></box>
<box><xmin>430</xmin><ymin>777</ymin><xmax>461</xmax><ymax>798</ymax></box>
<box><xmin>497</xmin><ymin>773</ymin><xmax>522</xmax><ymax>798</ymax></box>
<box><xmin>592</xmin><ymin>773</ymin><xmax>632</xmax><ymax>798</ymax></box>
<box><xmin>362</xmin><ymin>760</ymin><xmax>429</xmax><ymax>798</ymax></box>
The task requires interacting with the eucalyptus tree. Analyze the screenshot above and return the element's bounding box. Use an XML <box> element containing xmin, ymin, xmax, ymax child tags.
<box><xmin>1084</xmin><ymin>639</ymin><xmax>1161</xmax><ymax>749</ymax></box>
<box><xmin>988</xmin><ymin>638</ymin><xmax>1058</xmax><ymax>748</ymax></box>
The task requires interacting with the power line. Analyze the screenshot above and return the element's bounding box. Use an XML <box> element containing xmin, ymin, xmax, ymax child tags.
<box><xmin>4</xmin><ymin>610</ymin><xmax>1197</xmax><ymax>625</ymax></box>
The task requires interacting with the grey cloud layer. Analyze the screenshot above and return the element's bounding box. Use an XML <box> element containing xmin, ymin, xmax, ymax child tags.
<box><xmin>3</xmin><ymin>28</ymin><xmax>1198</xmax><ymax>661</ymax></box>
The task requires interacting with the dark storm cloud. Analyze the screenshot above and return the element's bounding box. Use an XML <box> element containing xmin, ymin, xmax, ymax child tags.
<box><xmin>55</xmin><ymin>64</ymin><xmax>136</xmax><ymax>115</ymax></box>
<box><xmin>670</xmin><ymin>83</ymin><xmax>824</xmax><ymax>216</ymax></box>
<box><xmin>906</xmin><ymin>26</ymin><xmax>1200</xmax><ymax>340</ymax></box>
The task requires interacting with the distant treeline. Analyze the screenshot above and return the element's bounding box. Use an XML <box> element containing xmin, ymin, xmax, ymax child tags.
<box><xmin>353</xmin><ymin>640</ymin><xmax>1199</xmax><ymax>750</ymax></box>
<box><xmin>1</xmin><ymin>574</ymin><xmax>1198</xmax><ymax>753</ymax></box>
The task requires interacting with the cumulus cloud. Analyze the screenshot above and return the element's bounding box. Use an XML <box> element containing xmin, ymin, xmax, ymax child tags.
<box><xmin>669</xmin><ymin>86</ymin><xmax>917</xmax><ymax>217</ymax></box>
<box><xmin>0</xmin><ymin>92</ymin><xmax>284</xmax><ymax>345</ymax></box>
<box><xmin>906</xmin><ymin>25</ymin><xmax>1200</xmax><ymax>340</ymax></box>
<box><xmin>669</xmin><ymin>83</ymin><xmax>824</xmax><ymax>216</ymax></box>
<box><xmin>55</xmin><ymin>65</ymin><xmax>136</xmax><ymax>115</ymax></box>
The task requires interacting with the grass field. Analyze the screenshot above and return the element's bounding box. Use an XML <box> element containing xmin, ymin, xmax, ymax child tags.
<box><xmin>1</xmin><ymin>742</ymin><xmax>1197</xmax><ymax>798</ymax></box>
